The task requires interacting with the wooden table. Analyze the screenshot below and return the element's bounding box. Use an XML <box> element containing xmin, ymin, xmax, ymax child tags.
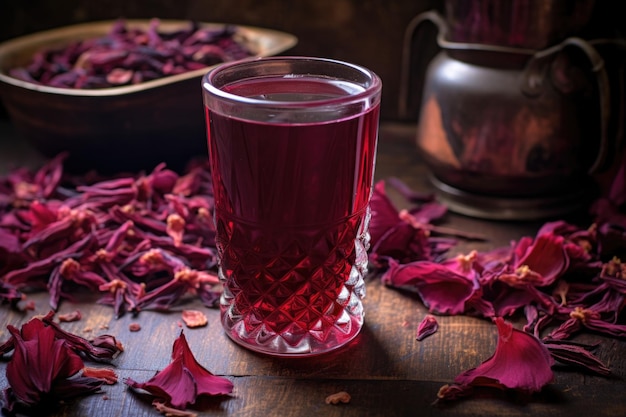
<box><xmin>1</xmin><ymin>121</ymin><xmax>625</xmax><ymax>417</ymax></box>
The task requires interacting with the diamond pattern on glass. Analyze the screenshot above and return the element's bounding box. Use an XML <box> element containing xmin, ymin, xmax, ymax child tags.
<box><xmin>217</xmin><ymin>210</ymin><xmax>369</xmax><ymax>355</ymax></box>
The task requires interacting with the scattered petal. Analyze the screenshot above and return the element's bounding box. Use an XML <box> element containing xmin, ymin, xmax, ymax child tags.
<box><xmin>416</xmin><ymin>315</ymin><xmax>439</xmax><ymax>341</ymax></box>
<box><xmin>58</xmin><ymin>309</ymin><xmax>82</xmax><ymax>322</ymax></box>
<box><xmin>542</xmin><ymin>339</ymin><xmax>611</xmax><ymax>376</ymax></box>
<box><xmin>125</xmin><ymin>331</ymin><xmax>233</xmax><ymax>409</ymax></box>
<box><xmin>454</xmin><ymin>317</ymin><xmax>554</xmax><ymax>393</ymax></box>
<box><xmin>325</xmin><ymin>391</ymin><xmax>351</xmax><ymax>405</ymax></box>
<box><xmin>82</xmin><ymin>367</ymin><xmax>119</xmax><ymax>384</ymax></box>
<box><xmin>41</xmin><ymin>311</ymin><xmax>124</xmax><ymax>360</ymax></box>
<box><xmin>382</xmin><ymin>259</ymin><xmax>493</xmax><ymax>317</ymax></box>
<box><xmin>4</xmin><ymin>316</ymin><xmax>106</xmax><ymax>411</ymax></box>
<box><xmin>181</xmin><ymin>310</ymin><xmax>208</xmax><ymax>328</ymax></box>
<box><xmin>435</xmin><ymin>383</ymin><xmax>472</xmax><ymax>402</ymax></box>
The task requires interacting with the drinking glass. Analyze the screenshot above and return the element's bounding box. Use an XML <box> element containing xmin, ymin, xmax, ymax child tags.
<box><xmin>202</xmin><ymin>56</ymin><xmax>382</xmax><ymax>356</ymax></box>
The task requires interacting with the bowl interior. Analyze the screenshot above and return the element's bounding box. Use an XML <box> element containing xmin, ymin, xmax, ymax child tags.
<box><xmin>0</xmin><ymin>19</ymin><xmax>298</xmax><ymax>96</ymax></box>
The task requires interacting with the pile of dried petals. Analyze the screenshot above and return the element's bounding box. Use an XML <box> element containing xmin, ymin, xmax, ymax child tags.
<box><xmin>370</xmin><ymin>155</ymin><xmax>626</xmax><ymax>400</ymax></box>
<box><xmin>2</xmin><ymin>151</ymin><xmax>625</xmax><ymax>408</ymax></box>
<box><xmin>0</xmin><ymin>154</ymin><xmax>220</xmax><ymax>316</ymax></box>
<box><xmin>9</xmin><ymin>18</ymin><xmax>253</xmax><ymax>89</ymax></box>
<box><xmin>0</xmin><ymin>311</ymin><xmax>121</xmax><ymax>414</ymax></box>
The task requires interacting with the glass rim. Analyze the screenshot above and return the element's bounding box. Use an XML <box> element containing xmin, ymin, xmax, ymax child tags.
<box><xmin>201</xmin><ymin>56</ymin><xmax>382</xmax><ymax>109</ymax></box>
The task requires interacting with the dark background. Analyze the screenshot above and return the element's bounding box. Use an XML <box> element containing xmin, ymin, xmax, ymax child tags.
<box><xmin>0</xmin><ymin>0</ymin><xmax>623</xmax><ymax>122</ymax></box>
<box><xmin>0</xmin><ymin>0</ymin><xmax>441</xmax><ymax>123</ymax></box>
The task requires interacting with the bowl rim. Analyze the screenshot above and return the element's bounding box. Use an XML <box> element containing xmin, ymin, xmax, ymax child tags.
<box><xmin>0</xmin><ymin>19</ymin><xmax>298</xmax><ymax>97</ymax></box>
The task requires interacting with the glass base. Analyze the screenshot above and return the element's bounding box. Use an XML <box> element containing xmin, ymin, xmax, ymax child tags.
<box><xmin>221</xmin><ymin>303</ymin><xmax>364</xmax><ymax>357</ymax></box>
<box><xmin>217</xmin><ymin>209</ymin><xmax>370</xmax><ymax>357</ymax></box>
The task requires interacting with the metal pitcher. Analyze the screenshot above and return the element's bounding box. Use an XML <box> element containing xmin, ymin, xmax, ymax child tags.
<box><xmin>400</xmin><ymin>4</ymin><xmax>624</xmax><ymax>220</ymax></box>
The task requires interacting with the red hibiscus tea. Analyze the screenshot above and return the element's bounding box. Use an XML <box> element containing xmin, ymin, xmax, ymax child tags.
<box><xmin>202</xmin><ymin>57</ymin><xmax>381</xmax><ymax>356</ymax></box>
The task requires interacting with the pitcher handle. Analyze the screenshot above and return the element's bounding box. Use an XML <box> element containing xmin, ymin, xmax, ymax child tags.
<box><xmin>399</xmin><ymin>11</ymin><xmax>537</xmax><ymax>120</ymax></box>
<box><xmin>398</xmin><ymin>11</ymin><xmax>447</xmax><ymax>119</ymax></box>
<box><xmin>522</xmin><ymin>37</ymin><xmax>612</xmax><ymax>174</ymax></box>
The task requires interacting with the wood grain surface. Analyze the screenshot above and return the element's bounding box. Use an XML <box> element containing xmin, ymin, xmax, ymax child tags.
<box><xmin>1</xmin><ymin>122</ymin><xmax>625</xmax><ymax>417</ymax></box>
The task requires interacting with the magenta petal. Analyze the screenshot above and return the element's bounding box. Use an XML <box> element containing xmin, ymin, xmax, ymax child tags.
<box><xmin>369</xmin><ymin>180</ymin><xmax>402</xmax><ymax>245</ymax></box>
<box><xmin>125</xmin><ymin>356</ymin><xmax>197</xmax><ymax>409</ymax></box>
<box><xmin>176</xmin><ymin>332</ymin><xmax>234</xmax><ymax>396</ymax></box>
<box><xmin>41</xmin><ymin>312</ymin><xmax>123</xmax><ymax>360</ymax></box>
<box><xmin>416</xmin><ymin>315</ymin><xmax>438</xmax><ymax>341</ymax></box>
<box><xmin>548</xmin><ymin>317</ymin><xmax>583</xmax><ymax>340</ymax></box>
<box><xmin>385</xmin><ymin>176</ymin><xmax>434</xmax><ymax>203</ymax></box>
<box><xmin>125</xmin><ymin>331</ymin><xmax>232</xmax><ymax>409</ymax></box>
<box><xmin>5</xmin><ymin>318</ymin><xmax>102</xmax><ymax>407</ymax></box>
<box><xmin>407</xmin><ymin>202</ymin><xmax>447</xmax><ymax>224</ymax></box>
<box><xmin>514</xmin><ymin>233</ymin><xmax>569</xmax><ymax>286</ymax></box>
<box><xmin>370</xmin><ymin>223</ymin><xmax>432</xmax><ymax>264</ymax></box>
<box><xmin>0</xmin><ymin>228</ymin><xmax>20</xmax><ymax>253</ymax></box>
<box><xmin>543</xmin><ymin>340</ymin><xmax>611</xmax><ymax>376</ymax></box>
<box><xmin>489</xmin><ymin>282</ymin><xmax>558</xmax><ymax>318</ymax></box>
<box><xmin>382</xmin><ymin>260</ymin><xmax>490</xmax><ymax>316</ymax></box>
<box><xmin>454</xmin><ymin>317</ymin><xmax>554</xmax><ymax>392</ymax></box>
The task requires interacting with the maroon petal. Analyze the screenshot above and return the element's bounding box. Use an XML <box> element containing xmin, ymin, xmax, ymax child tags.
<box><xmin>488</xmin><ymin>280</ymin><xmax>558</xmax><ymax>318</ymax></box>
<box><xmin>135</xmin><ymin>278</ymin><xmax>189</xmax><ymax>312</ymax></box>
<box><xmin>454</xmin><ymin>317</ymin><xmax>554</xmax><ymax>393</ymax></box>
<box><xmin>548</xmin><ymin>316</ymin><xmax>583</xmax><ymax>340</ymax></box>
<box><xmin>369</xmin><ymin>180</ymin><xmax>402</xmax><ymax>245</ymax></box>
<box><xmin>176</xmin><ymin>332</ymin><xmax>234</xmax><ymax>396</ymax></box>
<box><xmin>125</xmin><ymin>331</ymin><xmax>232</xmax><ymax>409</ymax></box>
<box><xmin>0</xmin><ymin>228</ymin><xmax>20</xmax><ymax>253</ymax></box>
<box><xmin>33</xmin><ymin>153</ymin><xmax>67</xmax><ymax>199</ymax></box>
<box><xmin>385</xmin><ymin>177</ymin><xmax>434</xmax><ymax>203</ymax></box>
<box><xmin>543</xmin><ymin>339</ymin><xmax>611</xmax><ymax>376</ymax></box>
<box><xmin>436</xmin><ymin>383</ymin><xmax>473</xmax><ymax>402</ymax></box>
<box><xmin>400</xmin><ymin>209</ymin><xmax>486</xmax><ymax>241</ymax></box>
<box><xmin>0</xmin><ymin>280</ymin><xmax>23</xmax><ymax>307</ymax></box>
<box><xmin>126</xmin><ymin>361</ymin><xmax>197</xmax><ymax>409</ymax></box>
<box><xmin>41</xmin><ymin>311</ymin><xmax>124</xmax><ymax>360</ymax></box>
<box><xmin>5</xmin><ymin>317</ymin><xmax>103</xmax><ymax>408</ymax></box>
<box><xmin>513</xmin><ymin>233</ymin><xmax>569</xmax><ymax>287</ymax></box>
<box><xmin>416</xmin><ymin>315</ymin><xmax>439</xmax><ymax>341</ymax></box>
<box><xmin>370</xmin><ymin>223</ymin><xmax>432</xmax><ymax>264</ymax></box>
<box><xmin>382</xmin><ymin>259</ymin><xmax>492</xmax><ymax>316</ymax></box>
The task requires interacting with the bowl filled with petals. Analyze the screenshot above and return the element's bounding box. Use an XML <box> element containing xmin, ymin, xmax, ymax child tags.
<box><xmin>0</xmin><ymin>19</ymin><xmax>297</xmax><ymax>173</ymax></box>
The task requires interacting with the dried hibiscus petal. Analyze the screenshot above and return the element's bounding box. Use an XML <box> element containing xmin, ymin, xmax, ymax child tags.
<box><xmin>41</xmin><ymin>311</ymin><xmax>124</xmax><ymax>361</ymax></box>
<box><xmin>125</xmin><ymin>331</ymin><xmax>233</xmax><ymax>410</ymax></box>
<box><xmin>440</xmin><ymin>317</ymin><xmax>554</xmax><ymax>401</ymax></box>
<box><xmin>369</xmin><ymin>181</ymin><xmax>441</xmax><ymax>264</ymax></box>
<box><xmin>3</xmin><ymin>317</ymin><xmax>105</xmax><ymax>411</ymax></box>
<box><xmin>0</xmin><ymin>280</ymin><xmax>23</xmax><ymax>308</ymax></box>
<box><xmin>504</xmin><ymin>232</ymin><xmax>570</xmax><ymax>288</ymax></box>
<box><xmin>82</xmin><ymin>367</ymin><xmax>119</xmax><ymax>384</ymax></box>
<box><xmin>385</xmin><ymin>177</ymin><xmax>434</xmax><ymax>203</ymax></box>
<box><xmin>549</xmin><ymin>306</ymin><xmax>626</xmax><ymax>340</ymax></box>
<box><xmin>542</xmin><ymin>339</ymin><xmax>611</xmax><ymax>376</ymax></box>
<box><xmin>9</xmin><ymin>19</ymin><xmax>253</xmax><ymax>90</ymax></box>
<box><xmin>58</xmin><ymin>309</ymin><xmax>82</xmax><ymax>322</ymax></box>
<box><xmin>324</xmin><ymin>391</ymin><xmax>351</xmax><ymax>405</ymax></box>
<box><xmin>416</xmin><ymin>314</ymin><xmax>438</xmax><ymax>341</ymax></box>
<box><xmin>382</xmin><ymin>258</ymin><xmax>494</xmax><ymax>317</ymax></box>
<box><xmin>181</xmin><ymin>310</ymin><xmax>208</xmax><ymax>328</ymax></box>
